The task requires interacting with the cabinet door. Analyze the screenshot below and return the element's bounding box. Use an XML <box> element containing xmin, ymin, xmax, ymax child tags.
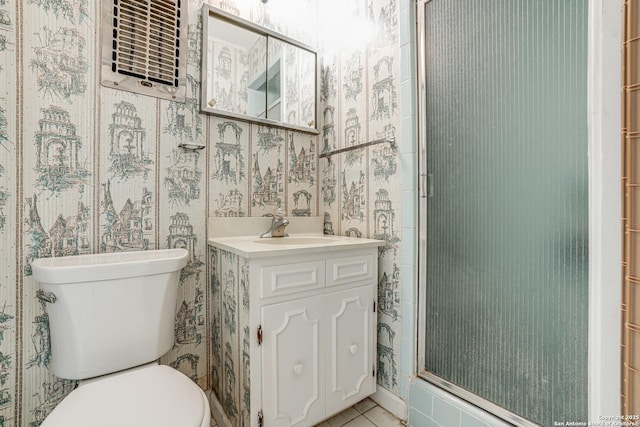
<box><xmin>261</xmin><ymin>295</ymin><xmax>325</xmax><ymax>427</ymax></box>
<box><xmin>325</xmin><ymin>286</ymin><xmax>376</xmax><ymax>413</ymax></box>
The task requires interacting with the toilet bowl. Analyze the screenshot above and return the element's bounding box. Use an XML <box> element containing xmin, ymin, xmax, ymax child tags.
<box><xmin>32</xmin><ymin>249</ymin><xmax>211</xmax><ymax>427</ymax></box>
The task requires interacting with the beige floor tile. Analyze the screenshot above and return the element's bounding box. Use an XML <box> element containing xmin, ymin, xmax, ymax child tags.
<box><xmin>342</xmin><ymin>415</ymin><xmax>377</xmax><ymax>427</ymax></box>
<box><xmin>316</xmin><ymin>407</ymin><xmax>361</xmax><ymax>426</ymax></box>
<box><xmin>217</xmin><ymin>399</ymin><xmax>403</xmax><ymax>427</ymax></box>
<box><xmin>363</xmin><ymin>406</ymin><xmax>404</xmax><ymax>427</ymax></box>
<box><xmin>353</xmin><ymin>398</ymin><xmax>377</xmax><ymax>414</ymax></box>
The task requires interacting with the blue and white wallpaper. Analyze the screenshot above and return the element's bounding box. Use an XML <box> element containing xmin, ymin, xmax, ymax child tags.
<box><xmin>319</xmin><ymin>0</ymin><xmax>402</xmax><ymax>394</ymax></box>
<box><xmin>0</xmin><ymin>0</ymin><xmax>402</xmax><ymax>424</ymax></box>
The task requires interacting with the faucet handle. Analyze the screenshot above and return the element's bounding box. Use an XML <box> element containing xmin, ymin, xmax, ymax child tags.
<box><xmin>275</xmin><ymin>207</ymin><xmax>286</xmax><ymax>219</ymax></box>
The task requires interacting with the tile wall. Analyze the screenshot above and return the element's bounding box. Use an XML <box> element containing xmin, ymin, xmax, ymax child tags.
<box><xmin>397</xmin><ymin>0</ymin><xmax>417</xmax><ymax>404</ymax></box>
<box><xmin>408</xmin><ymin>381</ymin><xmax>513</xmax><ymax>427</ymax></box>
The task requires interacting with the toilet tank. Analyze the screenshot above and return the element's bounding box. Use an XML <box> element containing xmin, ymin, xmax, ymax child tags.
<box><xmin>31</xmin><ymin>249</ymin><xmax>188</xmax><ymax>380</ymax></box>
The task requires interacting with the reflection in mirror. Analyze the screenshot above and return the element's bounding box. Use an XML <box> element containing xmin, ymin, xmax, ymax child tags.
<box><xmin>201</xmin><ymin>6</ymin><xmax>318</xmax><ymax>133</ymax></box>
<box><xmin>276</xmin><ymin>40</ymin><xmax>316</xmax><ymax>128</ymax></box>
<box><xmin>297</xmin><ymin>48</ymin><xmax>316</xmax><ymax>128</ymax></box>
<box><xmin>206</xmin><ymin>15</ymin><xmax>266</xmax><ymax>117</ymax></box>
<box><xmin>265</xmin><ymin>37</ymin><xmax>284</xmax><ymax>122</ymax></box>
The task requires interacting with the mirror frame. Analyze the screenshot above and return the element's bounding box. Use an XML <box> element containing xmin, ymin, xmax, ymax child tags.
<box><xmin>200</xmin><ymin>5</ymin><xmax>319</xmax><ymax>134</ymax></box>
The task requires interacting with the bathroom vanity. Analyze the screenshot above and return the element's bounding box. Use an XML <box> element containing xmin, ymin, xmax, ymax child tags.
<box><xmin>208</xmin><ymin>224</ymin><xmax>383</xmax><ymax>427</ymax></box>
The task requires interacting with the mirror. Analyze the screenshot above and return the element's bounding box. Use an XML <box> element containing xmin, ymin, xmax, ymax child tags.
<box><xmin>201</xmin><ymin>6</ymin><xmax>318</xmax><ymax>133</ymax></box>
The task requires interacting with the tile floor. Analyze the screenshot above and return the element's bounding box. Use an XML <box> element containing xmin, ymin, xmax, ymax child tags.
<box><xmin>316</xmin><ymin>398</ymin><xmax>405</xmax><ymax>427</ymax></box>
<box><xmin>209</xmin><ymin>398</ymin><xmax>405</xmax><ymax>427</ymax></box>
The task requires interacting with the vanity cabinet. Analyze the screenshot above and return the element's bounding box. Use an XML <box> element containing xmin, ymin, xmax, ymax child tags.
<box><xmin>262</xmin><ymin>285</ymin><xmax>375</xmax><ymax>427</ymax></box>
<box><xmin>208</xmin><ymin>244</ymin><xmax>379</xmax><ymax>427</ymax></box>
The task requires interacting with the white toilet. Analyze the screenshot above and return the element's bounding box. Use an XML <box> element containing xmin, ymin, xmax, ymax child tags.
<box><xmin>31</xmin><ymin>248</ymin><xmax>211</xmax><ymax>427</ymax></box>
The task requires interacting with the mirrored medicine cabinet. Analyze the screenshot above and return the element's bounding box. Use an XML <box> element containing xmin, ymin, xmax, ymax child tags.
<box><xmin>201</xmin><ymin>5</ymin><xmax>318</xmax><ymax>134</ymax></box>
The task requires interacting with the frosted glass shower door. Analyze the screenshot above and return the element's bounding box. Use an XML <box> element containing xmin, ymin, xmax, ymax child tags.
<box><xmin>419</xmin><ymin>1</ymin><xmax>588</xmax><ymax>425</ymax></box>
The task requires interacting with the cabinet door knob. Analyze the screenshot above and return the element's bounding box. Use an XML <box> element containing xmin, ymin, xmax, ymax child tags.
<box><xmin>349</xmin><ymin>344</ymin><xmax>359</xmax><ymax>355</ymax></box>
<box><xmin>293</xmin><ymin>363</ymin><xmax>304</xmax><ymax>375</ymax></box>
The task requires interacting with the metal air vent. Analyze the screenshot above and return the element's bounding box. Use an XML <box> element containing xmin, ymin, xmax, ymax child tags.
<box><xmin>101</xmin><ymin>0</ymin><xmax>187</xmax><ymax>101</ymax></box>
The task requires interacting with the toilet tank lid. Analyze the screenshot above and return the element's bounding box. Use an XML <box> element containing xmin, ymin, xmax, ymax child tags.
<box><xmin>32</xmin><ymin>249</ymin><xmax>188</xmax><ymax>284</ymax></box>
<box><xmin>41</xmin><ymin>365</ymin><xmax>207</xmax><ymax>427</ymax></box>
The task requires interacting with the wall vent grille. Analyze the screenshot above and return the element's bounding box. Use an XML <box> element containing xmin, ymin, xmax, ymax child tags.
<box><xmin>101</xmin><ymin>0</ymin><xmax>187</xmax><ymax>101</ymax></box>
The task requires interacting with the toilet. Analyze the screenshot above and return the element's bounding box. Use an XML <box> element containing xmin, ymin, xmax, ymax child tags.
<box><xmin>31</xmin><ymin>248</ymin><xmax>211</xmax><ymax>427</ymax></box>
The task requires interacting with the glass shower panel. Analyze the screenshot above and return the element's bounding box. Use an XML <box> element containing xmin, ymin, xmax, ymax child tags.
<box><xmin>422</xmin><ymin>1</ymin><xmax>588</xmax><ymax>425</ymax></box>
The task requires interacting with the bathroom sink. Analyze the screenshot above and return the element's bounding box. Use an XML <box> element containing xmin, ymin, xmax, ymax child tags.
<box><xmin>208</xmin><ymin>232</ymin><xmax>383</xmax><ymax>258</ymax></box>
<box><xmin>253</xmin><ymin>237</ymin><xmax>335</xmax><ymax>245</ymax></box>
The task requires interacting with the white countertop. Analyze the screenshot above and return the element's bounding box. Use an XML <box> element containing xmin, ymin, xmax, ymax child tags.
<box><xmin>207</xmin><ymin>216</ymin><xmax>384</xmax><ymax>258</ymax></box>
<box><xmin>208</xmin><ymin>233</ymin><xmax>384</xmax><ymax>259</ymax></box>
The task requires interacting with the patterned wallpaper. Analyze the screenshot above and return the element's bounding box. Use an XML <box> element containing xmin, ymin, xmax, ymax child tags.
<box><xmin>208</xmin><ymin>246</ymin><xmax>251</xmax><ymax>427</ymax></box>
<box><xmin>320</xmin><ymin>0</ymin><xmax>402</xmax><ymax>394</ymax></box>
<box><xmin>0</xmin><ymin>0</ymin><xmax>401</xmax><ymax>425</ymax></box>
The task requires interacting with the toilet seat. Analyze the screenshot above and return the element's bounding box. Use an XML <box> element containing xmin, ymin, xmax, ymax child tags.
<box><xmin>41</xmin><ymin>364</ymin><xmax>210</xmax><ymax>427</ymax></box>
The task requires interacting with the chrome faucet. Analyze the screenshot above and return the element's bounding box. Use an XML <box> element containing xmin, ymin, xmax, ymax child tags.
<box><xmin>260</xmin><ymin>208</ymin><xmax>289</xmax><ymax>238</ymax></box>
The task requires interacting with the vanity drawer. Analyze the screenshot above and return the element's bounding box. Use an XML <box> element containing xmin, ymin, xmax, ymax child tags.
<box><xmin>260</xmin><ymin>260</ymin><xmax>325</xmax><ymax>298</ymax></box>
<box><xmin>326</xmin><ymin>253</ymin><xmax>375</xmax><ymax>287</ymax></box>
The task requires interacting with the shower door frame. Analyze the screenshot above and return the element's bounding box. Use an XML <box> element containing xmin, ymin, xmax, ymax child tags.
<box><xmin>414</xmin><ymin>0</ymin><xmax>622</xmax><ymax>423</ymax></box>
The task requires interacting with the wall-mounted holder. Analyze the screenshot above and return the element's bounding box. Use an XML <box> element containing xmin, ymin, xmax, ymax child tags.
<box><xmin>178</xmin><ymin>143</ymin><xmax>206</xmax><ymax>151</ymax></box>
<box><xmin>318</xmin><ymin>137</ymin><xmax>395</xmax><ymax>162</ymax></box>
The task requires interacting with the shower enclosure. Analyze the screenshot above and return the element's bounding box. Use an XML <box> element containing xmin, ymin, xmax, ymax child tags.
<box><xmin>416</xmin><ymin>1</ymin><xmax>589</xmax><ymax>425</ymax></box>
